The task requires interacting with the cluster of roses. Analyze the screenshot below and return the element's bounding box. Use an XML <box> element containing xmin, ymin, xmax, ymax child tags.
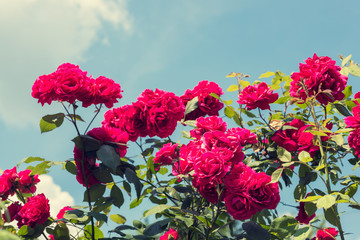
<box><xmin>32</xmin><ymin>63</ymin><xmax>123</xmax><ymax>108</ymax></box>
<box><xmin>102</xmin><ymin>80</ymin><xmax>224</xmax><ymax>142</ymax></box>
<box><xmin>73</xmin><ymin>126</ymin><xmax>128</xmax><ymax>187</ymax></box>
<box><xmin>154</xmin><ymin>116</ymin><xmax>280</xmax><ymax>220</ymax></box>
<box><xmin>0</xmin><ymin>167</ymin><xmax>50</xmax><ymax>228</ymax></box>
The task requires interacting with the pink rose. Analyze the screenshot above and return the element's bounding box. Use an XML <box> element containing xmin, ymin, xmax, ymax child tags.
<box><xmin>172</xmin><ymin>141</ymin><xmax>204</xmax><ymax>178</ymax></box>
<box><xmin>31</xmin><ymin>73</ymin><xmax>57</xmax><ymax>105</ymax></box>
<box><xmin>17</xmin><ymin>194</ymin><xmax>50</xmax><ymax>228</ymax></box>
<box><xmin>153</xmin><ymin>143</ymin><xmax>178</xmax><ymax>166</ymax></box>
<box><xmin>348</xmin><ymin>128</ymin><xmax>360</xmax><ymax>158</ymax></box>
<box><xmin>190</xmin><ymin>116</ymin><xmax>227</xmax><ymax>139</ymax></box>
<box><xmin>316</xmin><ymin>227</ymin><xmax>339</xmax><ymax>240</ymax></box>
<box><xmin>181</xmin><ymin>80</ymin><xmax>224</xmax><ymax>120</ymax></box>
<box><xmin>92</xmin><ymin>76</ymin><xmax>123</xmax><ymax>108</ymax></box>
<box><xmin>290</xmin><ymin>54</ymin><xmax>348</xmax><ymax>105</ymax></box>
<box><xmin>237</xmin><ymin>82</ymin><xmax>278</xmax><ymax>110</ymax></box>
<box><xmin>345</xmin><ymin>105</ymin><xmax>360</xmax><ymax>129</ymax></box>
<box><xmin>160</xmin><ymin>228</ymin><xmax>179</xmax><ymax>240</ymax></box>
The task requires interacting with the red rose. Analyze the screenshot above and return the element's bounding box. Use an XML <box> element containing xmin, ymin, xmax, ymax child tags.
<box><xmin>160</xmin><ymin>228</ymin><xmax>179</xmax><ymax>240</ymax></box>
<box><xmin>290</xmin><ymin>54</ymin><xmax>348</xmax><ymax>105</ymax></box>
<box><xmin>172</xmin><ymin>141</ymin><xmax>204</xmax><ymax>177</ymax></box>
<box><xmin>31</xmin><ymin>73</ymin><xmax>57</xmax><ymax>105</ymax></box>
<box><xmin>190</xmin><ymin>116</ymin><xmax>227</xmax><ymax>139</ymax></box>
<box><xmin>348</xmin><ymin>128</ymin><xmax>360</xmax><ymax>158</ymax></box>
<box><xmin>295</xmin><ymin>193</ymin><xmax>316</xmax><ymax>224</ymax></box>
<box><xmin>316</xmin><ymin>227</ymin><xmax>339</xmax><ymax>240</ymax></box>
<box><xmin>0</xmin><ymin>167</ymin><xmax>18</xmax><ymax>200</ymax></box>
<box><xmin>224</xmin><ymin>192</ymin><xmax>257</xmax><ymax>221</ymax></box>
<box><xmin>237</xmin><ymin>82</ymin><xmax>278</xmax><ymax>110</ymax></box>
<box><xmin>345</xmin><ymin>105</ymin><xmax>360</xmax><ymax>129</ymax></box>
<box><xmin>17</xmin><ymin>194</ymin><xmax>50</xmax><ymax>228</ymax></box>
<box><xmin>54</xmin><ymin>63</ymin><xmax>89</xmax><ymax>104</ymax></box>
<box><xmin>2</xmin><ymin>202</ymin><xmax>22</xmax><ymax>223</ymax></box>
<box><xmin>154</xmin><ymin>143</ymin><xmax>178</xmax><ymax>166</ymax></box>
<box><xmin>92</xmin><ymin>76</ymin><xmax>123</xmax><ymax>108</ymax></box>
<box><xmin>138</xmin><ymin>89</ymin><xmax>185</xmax><ymax>138</ymax></box>
<box><xmin>18</xmin><ymin>169</ymin><xmax>40</xmax><ymax>194</ymax></box>
<box><xmin>73</xmin><ymin>146</ymin><xmax>101</xmax><ymax>187</ymax></box>
<box><xmin>181</xmin><ymin>80</ymin><xmax>224</xmax><ymax>120</ymax></box>
<box><xmin>246</xmin><ymin>172</ymin><xmax>280</xmax><ymax>210</ymax></box>
<box><xmin>192</xmin><ymin>179</ymin><xmax>222</xmax><ymax>204</ymax></box>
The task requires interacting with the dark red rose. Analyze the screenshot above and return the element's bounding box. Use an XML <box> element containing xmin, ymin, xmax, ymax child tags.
<box><xmin>17</xmin><ymin>194</ymin><xmax>50</xmax><ymax>228</ymax></box>
<box><xmin>2</xmin><ymin>202</ymin><xmax>22</xmax><ymax>223</ymax></box>
<box><xmin>192</xmin><ymin>178</ymin><xmax>223</xmax><ymax>204</ymax></box>
<box><xmin>348</xmin><ymin>128</ymin><xmax>360</xmax><ymax>158</ymax></box>
<box><xmin>290</xmin><ymin>54</ymin><xmax>348</xmax><ymax>105</ymax></box>
<box><xmin>345</xmin><ymin>105</ymin><xmax>360</xmax><ymax>129</ymax></box>
<box><xmin>172</xmin><ymin>141</ymin><xmax>205</xmax><ymax>177</ymax></box>
<box><xmin>224</xmin><ymin>191</ymin><xmax>257</xmax><ymax>221</ymax></box>
<box><xmin>237</xmin><ymin>82</ymin><xmax>278</xmax><ymax>110</ymax></box>
<box><xmin>0</xmin><ymin>167</ymin><xmax>18</xmax><ymax>200</ymax></box>
<box><xmin>295</xmin><ymin>193</ymin><xmax>316</xmax><ymax>224</ymax></box>
<box><xmin>31</xmin><ymin>73</ymin><xmax>57</xmax><ymax>105</ymax></box>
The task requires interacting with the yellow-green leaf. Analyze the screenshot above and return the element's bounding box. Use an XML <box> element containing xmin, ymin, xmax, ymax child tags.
<box><xmin>227</xmin><ymin>84</ymin><xmax>239</xmax><ymax>92</ymax></box>
<box><xmin>259</xmin><ymin>71</ymin><xmax>275</xmax><ymax>79</ymax></box>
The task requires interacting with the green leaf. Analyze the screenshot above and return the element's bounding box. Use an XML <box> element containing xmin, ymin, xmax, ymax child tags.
<box><xmin>110</xmin><ymin>214</ymin><xmax>126</xmax><ymax>224</ymax></box>
<box><xmin>144</xmin><ymin>204</ymin><xmax>172</xmax><ymax>218</ymax></box>
<box><xmin>277</xmin><ymin>147</ymin><xmax>291</xmax><ymax>162</ymax></box>
<box><xmin>184</xmin><ymin>96</ymin><xmax>199</xmax><ymax>118</ymax></box>
<box><xmin>334</xmin><ymin>103</ymin><xmax>352</xmax><ymax>117</ymax></box>
<box><xmin>227</xmin><ymin>84</ymin><xmax>239</xmax><ymax>92</ymax></box>
<box><xmin>239</xmin><ymin>80</ymin><xmax>251</xmax><ymax>88</ymax></box>
<box><xmin>345</xmin><ymin>183</ymin><xmax>358</xmax><ymax>198</ymax></box>
<box><xmin>331</xmin><ymin>134</ymin><xmax>344</xmax><ymax>146</ymax></box>
<box><xmin>65</xmin><ymin>161</ymin><xmax>77</xmax><ymax>175</ymax></box>
<box><xmin>323</xmin><ymin>208</ymin><xmax>338</xmax><ymax>226</ymax></box>
<box><xmin>93</xmin><ymin>166</ymin><xmax>114</xmax><ymax>183</ymax></box>
<box><xmin>300</xmin><ymin>195</ymin><xmax>322</xmax><ymax>202</ymax></box>
<box><xmin>72</xmin><ymin>135</ymin><xmax>101</xmax><ymax>152</ymax></box>
<box><xmin>269</xmin><ymin>215</ymin><xmax>299</xmax><ymax>239</ymax></box>
<box><xmin>343</xmin><ymin>85</ymin><xmax>352</xmax><ymax>99</ymax></box>
<box><xmin>96</xmin><ymin>145</ymin><xmax>121</xmax><ymax>172</ymax></box>
<box><xmin>17</xmin><ymin>156</ymin><xmax>45</xmax><ymax>167</ymax></box>
<box><xmin>342</xmin><ymin>54</ymin><xmax>352</xmax><ymax>67</ymax></box>
<box><xmin>259</xmin><ymin>71</ymin><xmax>275</xmax><ymax>79</ymax></box>
<box><xmin>270</xmin><ymin>168</ymin><xmax>283</xmax><ymax>183</ymax></box>
<box><xmin>183</xmin><ymin>120</ymin><xmax>197</xmax><ymax>127</ymax></box>
<box><xmin>17</xmin><ymin>225</ymin><xmax>34</xmax><ymax>236</ymax></box>
<box><xmin>274</xmin><ymin>95</ymin><xmax>290</xmax><ymax>104</ymax></box>
<box><xmin>224</xmin><ymin>106</ymin><xmax>234</xmax><ymax>118</ymax></box>
<box><xmin>67</xmin><ymin>114</ymin><xmax>85</xmax><ymax>122</ymax></box>
<box><xmin>294</xmin><ymin>184</ymin><xmax>306</xmax><ymax>201</ymax></box>
<box><xmin>130</xmin><ymin>196</ymin><xmax>144</xmax><ymax>209</ymax></box>
<box><xmin>349</xmin><ymin>64</ymin><xmax>360</xmax><ymax>77</ymax></box>
<box><xmin>222</xmin><ymin>99</ymin><xmax>233</xmax><ymax>105</ymax></box>
<box><xmin>125</xmin><ymin>168</ymin><xmax>143</xmax><ymax>200</ymax></box>
<box><xmin>84</xmin><ymin>225</ymin><xmax>104</xmax><ymax>239</ymax></box>
<box><xmin>83</xmin><ymin>184</ymin><xmax>106</xmax><ymax>202</ymax></box>
<box><xmin>40</xmin><ymin>113</ymin><xmax>65</xmax><ymax>133</ymax></box>
<box><xmin>293</xmin><ymin>226</ymin><xmax>311</xmax><ymax>240</ymax></box>
<box><xmin>299</xmin><ymin>151</ymin><xmax>312</xmax><ymax>163</ymax></box>
<box><xmin>111</xmin><ymin>184</ymin><xmax>124</xmax><ymax>208</ymax></box>
<box><xmin>316</xmin><ymin>195</ymin><xmax>336</xmax><ymax>210</ymax></box>
<box><xmin>304</xmin><ymin>201</ymin><xmax>317</xmax><ymax>217</ymax></box>
<box><xmin>309</xmin><ymin>130</ymin><xmax>328</xmax><ymax>137</ymax></box>
<box><xmin>88</xmin><ymin>211</ymin><xmax>108</xmax><ymax>223</ymax></box>
<box><xmin>143</xmin><ymin>219</ymin><xmax>172</xmax><ymax>236</ymax></box>
<box><xmin>209</xmin><ymin>93</ymin><xmax>220</xmax><ymax>100</ymax></box>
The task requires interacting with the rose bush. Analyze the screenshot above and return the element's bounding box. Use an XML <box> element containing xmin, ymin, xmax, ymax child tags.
<box><xmin>1</xmin><ymin>55</ymin><xmax>360</xmax><ymax>239</ymax></box>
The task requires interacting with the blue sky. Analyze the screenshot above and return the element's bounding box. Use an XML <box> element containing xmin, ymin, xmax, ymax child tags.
<box><xmin>1</xmin><ymin>0</ymin><xmax>360</xmax><ymax>238</ymax></box>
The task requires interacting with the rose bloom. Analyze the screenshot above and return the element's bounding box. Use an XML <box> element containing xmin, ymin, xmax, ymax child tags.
<box><xmin>315</xmin><ymin>227</ymin><xmax>339</xmax><ymax>240</ymax></box>
<box><xmin>347</xmin><ymin>128</ymin><xmax>360</xmax><ymax>158</ymax></box>
<box><xmin>224</xmin><ymin>192</ymin><xmax>257</xmax><ymax>221</ymax></box>
<box><xmin>295</xmin><ymin>193</ymin><xmax>316</xmax><ymax>224</ymax></box>
<box><xmin>73</xmin><ymin>146</ymin><xmax>102</xmax><ymax>187</ymax></box>
<box><xmin>192</xmin><ymin>179</ymin><xmax>222</xmax><ymax>204</ymax></box>
<box><xmin>344</xmin><ymin>105</ymin><xmax>360</xmax><ymax>129</ymax></box>
<box><xmin>181</xmin><ymin>80</ymin><xmax>224</xmax><ymax>120</ymax></box>
<box><xmin>137</xmin><ymin>89</ymin><xmax>185</xmax><ymax>138</ymax></box>
<box><xmin>56</xmin><ymin>206</ymin><xmax>75</xmax><ymax>219</ymax></box>
<box><xmin>190</xmin><ymin>116</ymin><xmax>227</xmax><ymax>139</ymax></box>
<box><xmin>290</xmin><ymin>54</ymin><xmax>348</xmax><ymax>105</ymax></box>
<box><xmin>159</xmin><ymin>228</ymin><xmax>179</xmax><ymax>240</ymax></box>
<box><xmin>153</xmin><ymin>143</ymin><xmax>178</xmax><ymax>166</ymax></box>
<box><xmin>237</xmin><ymin>82</ymin><xmax>278</xmax><ymax>110</ymax></box>
<box><xmin>17</xmin><ymin>194</ymin><xmax>50</xmax><ymax>228</ymax></box>
<box><xmin>172</xmin><ymin>141</ymin><xmax>204</xmax><ymax>177</ymax></box>
<box><xmin>18</xmin><ymin>169</ymin><xmax>40</xmax><ymax>194</ymax></box>
<box><xmin>31</xmin><ymin>73</ymin><xmax>57</xmax><ymax>105</ymax></box>
<box><xmin>0</xmin><ymin>167</ymin><xmax>18</xmax><ymax>200</ymax></box>
<box><xmin>2</xmin><ymin>202</ymin><xmax>22</xmax><ymax>223</ymax></box>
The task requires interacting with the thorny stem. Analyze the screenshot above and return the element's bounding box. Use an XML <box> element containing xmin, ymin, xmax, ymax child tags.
<box><xmin>205</xmin><ymin>187</ymin><xmax>225</xmax><ymax>240</ymax></box>
<box><xmin>258</xmin><ymin>108</ymin><xmax>274</xmax><ymax>130</ymax></box>
<box><xmin>84</xmin><ymin>104</ymin><xmax>103</xmax><ymax>134</ymax></box>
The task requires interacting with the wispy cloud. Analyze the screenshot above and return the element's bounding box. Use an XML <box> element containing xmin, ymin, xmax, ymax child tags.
<box><xmin>0</xmin><ymin>0</ymin><xmax>132</xmax><ymax>127</ymax></box>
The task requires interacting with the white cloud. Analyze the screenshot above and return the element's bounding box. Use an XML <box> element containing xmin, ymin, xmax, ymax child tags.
<box><xmin>36</xmin><ymin>175</ymin><xmax>75</xmax><ymax>217</ymax></box>
<box><xmin>0</xmin><ymin>0</ymin><xmax>132</xmax><ymax>127</ymax></box>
